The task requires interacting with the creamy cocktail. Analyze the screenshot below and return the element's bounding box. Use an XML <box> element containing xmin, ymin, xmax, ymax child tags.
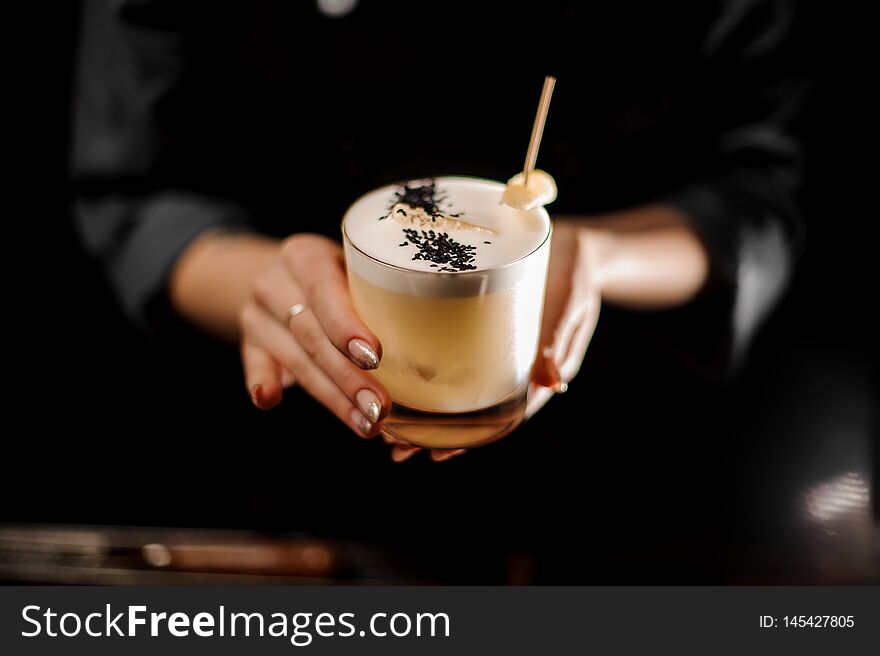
<box><xmin>342</xmin><ymin>176</ymin><xmax>551</xmax><ymax>448</ymax></box>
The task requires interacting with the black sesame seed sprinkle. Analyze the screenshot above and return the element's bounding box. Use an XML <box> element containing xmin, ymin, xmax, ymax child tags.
<box><xmin>401</xmin><ymin>226</ymin><xmax>478</xmax><ymax>272</ymax></box>
<box><xmin>380</xmin><ymin>179</ymin><xmax>464</xmax><ymax>221</ymax></box>
<box><xmin>484</xmin><ymin>241</ymin><xmax>492</xmax><ymax>244</ymax></box>
<box><xmin>379</xmin><ymin>179</ymin><xmax>483</xmax><ymax>272</ymax></box>
<box><xmin>393</xmin><ymin>180</ymin><xmax>446</xmax><ymax>218</ymax></box>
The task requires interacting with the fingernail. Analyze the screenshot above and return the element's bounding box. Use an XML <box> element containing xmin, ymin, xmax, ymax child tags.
<box><xmin>356</xmin><ymin>389</ymin><xmax>382</xmax><ymax>423</ymax></box>
<box><xmin>251</xmin><ymin>384</ymin><xmax>262</xmax><ymax>404</ymax></box>
<box><xmin>348</xmin><ymin>338</ymin><xmax>379</xmax><ymax>370</ymax></box>
<box><xmin>392</xmin><ymin>445</ymin><xmax>419</xmax><ymax>463</ymax></box>
<box><xmin>544</xmin><ymin>355</ymin><xmax>562</xmax><ymax>385</ymax></box>
<box><xmin>351</xmin><ymin>408</ymin><xmax>372</xmax><ymax>437</ymax></box>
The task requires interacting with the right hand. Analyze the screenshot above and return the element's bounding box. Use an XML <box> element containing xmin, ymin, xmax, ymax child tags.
<box><xmin>236</xmin><ymin>233</ymin><xmax>490</xmax><ymax>462</ymax></box>
<box><xmin>238</xmin><ymin>233</ymin><xmax>392</xmax><ymax>440</ymax></box>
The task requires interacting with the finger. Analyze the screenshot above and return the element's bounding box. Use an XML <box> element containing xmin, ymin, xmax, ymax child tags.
<box><xmin>532</xmin><ymin>295</ymin><xmax>577</xmax><ymax>386</ymax></box>
<box><xmin>525</xmin><ymin>383</ymin><xmax>554</xmax><ymax>418</ymax></box>
<box><xmin>280</xmin><ymin>235</ymin><xmax>382</xmax><ymax>370</ymax></box>
<box><xmin>381</xmin><ymin>432</ymin><xmax>458</xmax><ymax>462</ymax></box>
<box><xmin>391</xmin><ymin>443</ymin><xmax>421</xmax><ymax>463</ymax></box>
<box><xmin>241</xmin><ymin>341</ymin><xmax>284</xmax><ymax>410</ymax></box>
<box><xmin>548</xmin><ymin>291</ymin><xmax>599</xmax><ymax>385</ymax></box>
<box><xmin>532</xmin><ymin>231</ymin><xmax>578</xmax><ymax>386</ymax></box>
<box><xmin>430</xmin><ymin>449</ymin><xmax>466</xmax><ymax>462</ymax></box>
<box><xmin>289</xmin><ymin>306</ymin><xmax>391</xmax><ymax>424</ymax></box>
<box><xmin>532</xmin><ymin>310</ymin><xmax>586</xmax><ymax>390</ymax></box>
<box><xmin>280</xmin><ymin>368</ymin><xmax>296</xmax><ymax>388</ymax></box>
<box><xmin>241</xmin><ymin>302</ymin><xmax>378</xmax><ymax>438</ymax></box>
<box><xmin>531</xmin><ymin>341</ymin><xmax>559</xmax><ymax>388</ymax></box>
<box><xmin>253</xmin><ymin>264</ymin><xmax>392</xmax><ymax>424</ymax></box>
<box><xmin>558</xmin><ymin>310</ymin><xmax>599</xmax><ymax>383</ymax></box>
<box><xmin>527</xmin><ymin>305</ymin><xmax>598</xmax><ymax>417</ymax></box>
<box><xmin>531</xmin><ymin>302</ymin><xmax>597</xmax><ymax>396</ymax></box>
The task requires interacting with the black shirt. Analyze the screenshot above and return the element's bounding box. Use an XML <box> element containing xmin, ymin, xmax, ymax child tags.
<box><xmin>71</xmin><ymin>0</ymin><xmax>809</xmax><ymax>370</ymax></box>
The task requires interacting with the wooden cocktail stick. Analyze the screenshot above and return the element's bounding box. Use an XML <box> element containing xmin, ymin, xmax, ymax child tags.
<box><xmin>522</xmin><ymin>76</ymin><xmax>555</xmax><ymax>185</ymax></box>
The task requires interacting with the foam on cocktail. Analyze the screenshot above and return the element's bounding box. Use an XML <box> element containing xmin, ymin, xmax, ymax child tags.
<box><xmin>344</xmin><ymin>177</ymin><xmax>549</xmax><ymax>279</ymax></box>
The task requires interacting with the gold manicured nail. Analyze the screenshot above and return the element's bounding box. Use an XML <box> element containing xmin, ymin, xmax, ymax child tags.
<box><xmin>348</xmin><ymin>338</ymin><xmax>379</xmax><ymax>369</ymax></box>
<box><xmin>356</xmin><ymin>389</ymin><xmax>381</xmax><ymax>423</ymax></box>
<box><xmin>351</xmin><ymin>409</ymin><xmax>372</xmax><ymax>436</ymax></box>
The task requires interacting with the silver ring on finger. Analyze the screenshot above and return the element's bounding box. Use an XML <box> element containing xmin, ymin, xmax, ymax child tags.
<box><xmin>288</xmin><ymin>303</ymin><xmax>308</xmax><ymax>320</ymax></box>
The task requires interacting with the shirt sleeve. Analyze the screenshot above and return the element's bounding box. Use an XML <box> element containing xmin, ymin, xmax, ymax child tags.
<box><xmin>70</xmin><ymin>0</ymin><xmax>254</xmax><ymax>330</ymax></box>
<box><xmin>659</xmin><ymin>0</ymin><xmax>811</xmax><ymax>373</ymax></box>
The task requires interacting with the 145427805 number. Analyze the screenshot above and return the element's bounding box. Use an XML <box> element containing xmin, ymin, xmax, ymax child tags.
<box><xmin>783</xmin><ymin>616</ymin><xmax>854</xmax><ymax>628</ymax></box>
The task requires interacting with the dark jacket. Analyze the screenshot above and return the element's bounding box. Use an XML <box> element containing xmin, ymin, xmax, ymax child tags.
<box><xmin>71</xmin><ymin>0</ymin><xmax>810</xmax><ymax>370</ymax></box>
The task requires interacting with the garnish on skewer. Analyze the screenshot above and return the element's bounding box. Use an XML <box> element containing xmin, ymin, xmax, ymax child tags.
<box><xmin>502</xmin><ymin>76</ymin><xmax>558</xmax><ymax>211</ymax></box>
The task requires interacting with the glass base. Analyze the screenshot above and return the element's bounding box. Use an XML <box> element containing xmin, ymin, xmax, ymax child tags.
<box><xmin>380</xmin><ymin>390</ymin><xmax>527</xmax><ymax>449</ymax></box>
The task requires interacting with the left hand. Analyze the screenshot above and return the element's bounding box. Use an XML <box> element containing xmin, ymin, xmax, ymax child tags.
<box><xmin>526</xmin><ymin>219</ymin><xmax>602</xmax><ymax>417</ymax></box>
<box><xmin>391</xmin><ymin>220</ymin><xmax>603</xmax><ymax>461</ymax></box>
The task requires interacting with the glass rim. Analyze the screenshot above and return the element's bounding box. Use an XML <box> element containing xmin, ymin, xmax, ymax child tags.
<box><xmin>340</xmin><ymin>178</ymin><xmax>553</xmax><ymax>277</ymax></box>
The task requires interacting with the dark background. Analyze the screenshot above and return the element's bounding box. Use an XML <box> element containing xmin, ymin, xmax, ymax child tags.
<box><xmin>4</xmin><ymin>2</ymin><xmax>875</xmax><ymax>583</ymax></box>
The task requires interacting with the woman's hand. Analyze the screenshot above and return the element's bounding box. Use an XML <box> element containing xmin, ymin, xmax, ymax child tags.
<box><xmin>524</xmin><ymin>205</ymin><xmax>710</xmax><ymax>416</ymax></box>
<box><xmin>171</xmin><ymin>230</ymin><xmax>478</xmax><ymax>461</ymax></box>
<box><xmin>526</xmin><ymin>220</ymin><xmax>603</xmax><ymax>417</ymax></box>
<box><xmin>389</xmin><ymin>220</ymin><xmax>604</xmax><ymax>462</ymax></box>
<box><xmin>238</xmin><ymin>234</ymin><xmax>392</xmax><ymax>439</ymax></box>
